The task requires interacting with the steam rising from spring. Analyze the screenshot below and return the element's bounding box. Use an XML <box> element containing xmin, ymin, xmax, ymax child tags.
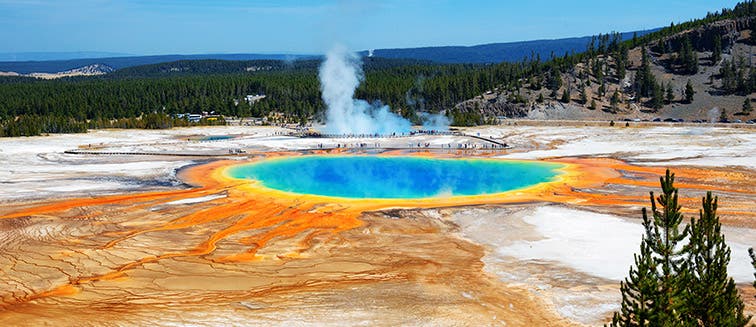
<box><xmin>319</xmin><ymin>45</ymin><xmax>411</xmax><ymax>135</ymax></box>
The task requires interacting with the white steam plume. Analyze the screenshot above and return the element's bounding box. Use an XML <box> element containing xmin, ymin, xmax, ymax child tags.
<box><xmin>708</xmin><ymin>107</ymin><xmax>720</xmax><ymax>123</ymax></box>
<box><xmin>420</xmin><ymin>112</ymin><xmax>450</xmax><ymax>132</ymax></box>
<box><xmin>319</xmin><ymin>45</ymin><xmax>411</xmax><ymax>135</ymax></box>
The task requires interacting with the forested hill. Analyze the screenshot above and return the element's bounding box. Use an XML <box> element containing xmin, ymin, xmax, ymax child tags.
<box><xmin>0</xmin><ymin>1</ymin><xmax>754</xmax><ymax>137</ymax></box>
<box><xmin>357</xmin><ymin>29</ymin><xmax>658</xmax><ymax>64</ymax></box>
<box><xmin>106</xmin><ymin>57</ymin><xmax>436</xmax><ymax>79</ymax></box>
<box><xmin>454</xmin><ymin>1</ymin><xmax>756</xmax><ymax>123</ymax></box>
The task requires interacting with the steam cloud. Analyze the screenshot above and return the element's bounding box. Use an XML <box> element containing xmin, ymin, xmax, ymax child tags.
<box><xmin>708</xmin><ymin>107</ymin><xmax>720</xmax><ymax>123</ymax></box>
<box><xmin>420</xmin><ymin>112</ymin><xmax>450</xmax><ymax>131</ymax></box>
<box><xmin>319</xmin><ymin>45</ymin><xmax>449</xmax><ymax>135</ymax></box>
<box><xmin>320</xmin><ymin>45</ymin><xmax>410</xmax><ymax>135</ymax></box>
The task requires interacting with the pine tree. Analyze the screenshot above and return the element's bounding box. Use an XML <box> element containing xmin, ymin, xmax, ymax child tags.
<box><xmin>644</xmin><ymin>170</ymin><xmax>690</xmax><ymax>325</ymax></box>
<box><xmin>685</xmin><ymin>80</ymin><xmax>696</xmax><ymax>104</ymax></box>
<box><xmin>590</xmin><ymin>99</ymin><xmax>597</xmax><ymax>110</ymax></box>
<box><xmin>609</xmin><ymin>242</ymin><xmax>659</xmax><ymax>327</ymax></box>
<box><xmin>580</xmin><ymin>85</ymin><xmax>588</xmax><ymax>104</ymax></box>
<box><xmin>549</xmin><ymin>67</ymin><xmax>563</xmax><ymax>98</ymax></box>
<box><xmin>712</xmin><ymin>34</ymin><xmax>722</xmax><ymax>64</ymax></box>
<box><xmin>666</xmin><ymin>83</ymin><xmax>674</xmax><ymax>104</ymax></box>
<box><xmin>609</xmin><ymin>170</ymin><xmax>689</xmax><ymax>326</ymax></box>
<box><xmin>634</xmin><ymin>48</ymin><xmax>655</xmax><ymax>98</ymax></box>
<box><xmin>617</xmin><ymin>44</ymin><xmax>629</xmax><ymax>80</ymax></box>
<box><xmin>685</xmin><ymin>192</ymin><xmax>750</xmax><ymax>326</ymax></box>
<box><xmin>651</xmin><ymin>82</ymin><xmax>664</xmax><ymax>110</ymax></box>
<box><xmin>610</xmin><ymin>90</ymin><xmax>621</xmax><ymax>112</ymax></box>
<box><xmin>678</xmin><ymin>36</ymin><xmax>699</xmax><ymax>74</ymax></box>
<box><xmin>742</xmin><ymin>98</ymin><xmax>752</xmax><ymax>114</ymax></box>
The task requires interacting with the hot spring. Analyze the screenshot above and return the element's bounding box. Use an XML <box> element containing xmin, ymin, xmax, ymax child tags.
<box><xmin>227</xmin><ymin>156</ymin><xmax>564</xmax><ymax>199</ymax></box>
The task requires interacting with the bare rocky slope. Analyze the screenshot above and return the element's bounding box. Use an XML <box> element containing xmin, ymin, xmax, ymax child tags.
<box><xmin>456</xmin><ymin>18</ymin><xmax>756</xmax><ymax>122</ymax></box>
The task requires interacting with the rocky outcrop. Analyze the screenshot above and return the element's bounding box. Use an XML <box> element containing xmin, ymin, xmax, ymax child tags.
<box><xmin>454</xmin><ymin>93</ymin><xmax>529</xmax><ymax>118</ymax></box>
<box><xmin>652</xmin><ymin>18</ymin><xmax>753</xmax><ymax>53</ymax></box>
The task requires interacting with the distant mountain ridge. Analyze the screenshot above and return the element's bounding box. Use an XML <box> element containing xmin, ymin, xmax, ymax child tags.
<box><xmin>359</xmin><ymin>29</ymin><xmax>659</xmax><ymax>64</ymax></box>
<box><xmin>0</xmin><ymin>29</ymin><xmax>659</xmax><ymax>74</ymax></box>
<box><xmin>0</xmin><ymin>51</ymin><xmax>131</xmax><ymax>62</ymax></box>
<box><xmin>0</xmin><ymin>53</ymin><xmax>317</xmax><ymax>74</ymax></box>
<box><xmin>0</xmin><ymin>63</ymin><xmax>116</xmax><ymax>79</ymax></box>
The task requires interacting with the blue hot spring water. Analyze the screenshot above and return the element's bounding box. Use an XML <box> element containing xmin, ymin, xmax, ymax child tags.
<box><xmin>228</xmin><ymin>156</ymin><xmax>564</xmax><ymax>199</ymax></box>
<box><xmin>201</xmin><ymin>135</ymin><xmax>234</xmax><ymax>141</ymax></box>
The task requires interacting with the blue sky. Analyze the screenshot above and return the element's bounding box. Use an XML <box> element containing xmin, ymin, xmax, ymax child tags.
<box><xmin>0</xmin><ymin>0</ymin><xmax>742</xmax><ymax>55</ymax></box>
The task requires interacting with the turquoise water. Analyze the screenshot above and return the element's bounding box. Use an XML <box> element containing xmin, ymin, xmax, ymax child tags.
<box><xmin>201</xmin><ymin>135</ymin><xmax>234</xmax><ymax>141</ymax></box>
<box><xmin>228</xmin><ymin>156</ymin><xmax>563</xmax><ymax>199</ymax></box>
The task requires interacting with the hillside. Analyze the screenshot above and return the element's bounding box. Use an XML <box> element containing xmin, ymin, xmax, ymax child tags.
<box><xmin>454</xmin><ymin>5</ymin><xmax>756</xmax><ymax>123</ymax></box>
<box><xmin>106</xmin><ymin>57</ymin><xmax>435</xmax><ymax>79</ymax></box>
<box><xmin>1</xmin><ymin>2</ymin><xmax>755</xmax><ymax>137</ymax></box>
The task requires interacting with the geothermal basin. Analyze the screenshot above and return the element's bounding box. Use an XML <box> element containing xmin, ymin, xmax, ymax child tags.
<box><xmin>227</xmin><ymin>156</ymin><xmax>564</xmax><ymax>199</ymax></box>
<box><xmin>0</xmin><ymin>125</ymin><xmax>754</xmax><ymax>326</ymax></box>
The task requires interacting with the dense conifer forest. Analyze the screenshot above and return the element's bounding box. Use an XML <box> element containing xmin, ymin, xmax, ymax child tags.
<box><xmin>0</xmin><ymin>1</ymin><xmax>754</xmax><ymax>136</ymax></box>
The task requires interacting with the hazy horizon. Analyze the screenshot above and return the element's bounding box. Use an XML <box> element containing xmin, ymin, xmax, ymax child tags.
<box><xmin>0</xmin><ymin>0</ymin><xmax>741</xmax><ymax>55</ymax></box>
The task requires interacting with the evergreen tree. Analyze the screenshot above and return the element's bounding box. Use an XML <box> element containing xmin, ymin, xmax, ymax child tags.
<box><xmin>580</xmin><ymin>85</ymin><xmax>588</xmax><ymax>104</ymax></box>
<box><xmin>643</xmin><ymin>169</ymin><xmax>690</xmax><ymax>325</ymax></box>
<box><xmin>537</xmin><ymin>93</ymin><xmax>545</xmax><ymax>103</ymax></box>
<box><xmin>678</xmin><ymin>36</ymin><xmax>699</xmax><ymax>74</ymax></box>
<box><xmin>608</xmin><ymin>242</ymin><xmax>659</xmax><ymax>327</ymax></box>
<box><xmin>634</xmin><ymin>47</ymin><xmax>655</xmax><ymax>98</ymax></box>
<box><xmin>609</xmin><ymin>170</ymin><xmax>688</xmax><ymax>326</ymax></box>
<box><xmin>610</xmin><ymin>90</ymin><xmax>621</xmax><ymax>112</ymax></box>
<box><xmin>617</xmin><ymin>44</ymin><xmax>629</xmax><ymax>80</ymax></box>
<box><xmin>666</xmin><ymin>82</ymin><xmax>674</xmax><ymax>104</ymax></box>
<box><xmin>590</xmin><ymin>99</ymin><xmax>597</xmax><ymax>110</ymax></box>
<box><xmin>561</xmin><ymin>88</ymin><xmax>571</xmax><ymax>103</ymax></box>
<box><xmin>651</xmin><ymin>82</ymin><xmax>664</xmax><ymax>110</ymax></box>
<box><xmin>742</xmin><ymin>98</ymin><xmax>752</xmax><ymax>114</ymax></box>
<box><xmin>712</xmin><ymin>34</ymin><xmax>722</xmax><ymax>64</ymax></box>
<box><xmin>720</xmin><ymin>59</ymin><xmax>738</xmax><ymax>94</ymax></box>
<box><xmin>549</xmin><ymin>67</ymin><xmax>563</xmax><ymax>98</ymax></box>
<box><xmin>685</xmin><ymin>192</ymin><xmax>750</xmax><ymax>326</ymax></box>
<box><xmin>720</xmin><ymin>108</ymin><xmax>728</xmax><ymax>122</ymax></box>
<box><xmin>685</xmin><ymin>80</ymin><xmax>696</xmax><ymax>104</ymax></box>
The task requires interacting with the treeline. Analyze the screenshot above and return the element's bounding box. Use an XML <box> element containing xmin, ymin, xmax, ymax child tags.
<box><xmin>0</xmin><ymin>58</ymin><xmax>527</xmax><ymax>128</ymax></box>
<box><xmin>609</xmin><ymin>170</ymin><xmax>752</xmax><ymax>326</ymax></box>
<box><xmin>630</xmin><ymin>0</ymin><xmax>756</xmax><ymax>49</ymax></box>
<box><xmin>0</xmin><ymin>72</ymin><xmax>321</xmax><ymax>121</ymax></box>
<box><xmin>719</xmin><ymin>56</ymin><xmax>756</xmax><ymax>95</ymax></box>
<box><xmin>107</xmin><ymin>59</ymin><xmax>316</xmax><ymax>78</ymax></box>
<box><xmin>0</xmin><ymin>1</ymin><xmax>753</xmax><ymax>133</ymax></box>
<box><xmin>522</xmin><ymin>1</ymin><xmax>755</xmax><ymax>112</ymax></box>
<box><xmin>0</xmin><ymin>115</ymin><xmax>87</xmax><ymax>137</ymax></box>
<box><xmin>0</xmin><ymin>113</ymin><xmax>225</xmax><ymax>137</ymax></box>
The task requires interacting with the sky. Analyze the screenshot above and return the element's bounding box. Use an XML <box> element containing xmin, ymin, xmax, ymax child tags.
<box><xmin>0</xmin><ymin>0</ymin><xmax>743</xmax><ymax>55</ymax></box>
